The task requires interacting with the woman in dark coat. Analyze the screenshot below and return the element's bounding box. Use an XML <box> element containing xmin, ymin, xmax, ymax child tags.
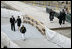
<box><xmin>16</xmin><ymin>16</ymin><xmax>22</xmax><ymax>30</ymax></box>
<box><xmin>58</xmin><ymin>11</ymin><xmax>63</xmax><ymax>26</ymax></box>
<box><xmin>20</xmin><ymin>25</ymin><xmax>26</xmax><ymax>40</ymax></box>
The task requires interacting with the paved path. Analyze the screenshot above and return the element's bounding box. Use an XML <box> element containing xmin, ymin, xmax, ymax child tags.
<box><xmin>1</xmin><ymin>23</ymin><xmax>61</xmax><ymax>48</ymax></box>
<box><xmin>1</xmin><ymin>22</ymin><xmax>71</xmax><ymax>48</ymax></box>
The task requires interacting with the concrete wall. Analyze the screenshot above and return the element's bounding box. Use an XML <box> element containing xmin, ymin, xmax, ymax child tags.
<box><xmin>45</xmin><ymin>26</ymin><xmax>71</xmax><ymax>48</ymax></box>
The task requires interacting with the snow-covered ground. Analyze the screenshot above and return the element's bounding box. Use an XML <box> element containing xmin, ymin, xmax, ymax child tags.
<box><xmin>1</xmin><ymin>8</ymin><xmax>24</xmax><ymax>19</ymax></box>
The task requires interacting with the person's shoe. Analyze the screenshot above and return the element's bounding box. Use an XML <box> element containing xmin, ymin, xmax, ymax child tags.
<box><xmin>11</xmin><ymin>29</ymin><xmax>13</xmax><ymax>31</ymax></box>
<box><xmin>60</xmin><ymin>26</ymin><xmax>61</xmax><ymax>27</ymax></box>
<box><xmin>14</xmin><ymin>30</ymin><xmax>15</xmax><ymax>32</ymax></box>
<box><xmin>60</xmin><ymin>25</ymin><xmax>62</xmax><ymax>27</ymax></box>
<box><xmin>63</xmin><ymin>23</ymin><xmax>65</xmax><ymax>24</ymax></box>
<box><xmin>52</xmin><ymin>21</ymin><xmax>54</xmax><ymax>23</ymax></box>
<box><xmin>50</xmin><ymin>21</ymin><xmax>52</xmax><ymax>23</ymax></box>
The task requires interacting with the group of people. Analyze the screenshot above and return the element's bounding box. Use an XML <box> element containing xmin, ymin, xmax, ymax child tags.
<box><xmin>9</xmin><ymin>7</ymin><xmax>67</xmax><ymax>40</ymax></box>
<box><xmin>49</xmin><ymin>8</ymin><xmax>66</xmax><ymax>27</ymax></box>
<box><xmin>10</xmin><ymin>16</ymin><xmax>26</xmax><ymax>40</ymax></box>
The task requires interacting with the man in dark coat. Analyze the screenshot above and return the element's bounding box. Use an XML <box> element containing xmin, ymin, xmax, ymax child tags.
<box><xmin>20</xmin><ymin>25</ymin><xmax>26</xmax><ymax>40</ymax></box>
<box><xmin>49</xmin><ymin>9</ymin><xmax>54</xmax><ymax>22</ymax></box>
<box><xmin>16</xmin><ymin>16</ymin><xmax>22</xmax><ymax>30</ymax></box>
<box><xmin>10</xmin><ymin>16</ymin><xmax>15</xmax><ymax>31</ymax></box>
<box><xmin>58</xmin><ymin>11</ymin><xmax>63</xmax><ymax>26</ymax></box>
<box><xmin>62</xmin><ymin>9</ymin><xmax>66</xmax><ymax>24</ymax></box>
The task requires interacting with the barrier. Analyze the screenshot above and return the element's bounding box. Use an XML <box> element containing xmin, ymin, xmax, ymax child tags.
<box><xmin>22</xmin><ymin>15</ymin><xmax>46</xmax><ymax>35</ymax></box>
<box><xmin>45</xmin><ymin>26</ymin><xmax>71</xmax><ymax>48</ymax></box>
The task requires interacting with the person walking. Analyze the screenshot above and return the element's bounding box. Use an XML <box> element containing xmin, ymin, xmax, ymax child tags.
<box><xmin>10</xmin><ymin>16</ymin><xmax>16</xmax><ymax>31</ymax></box>
<box><xmin>16</xmin><ymin>16</ymin><xmax>22</xmax><ymax>30</ymax></box>
<box><xmin>49</xmin><ymin>9</ymin><xmax>54</xmax><ymax>22</ymax></box>
<box><xmin>20</xmin><ymin>25</ymin><xmax>26</xmax><ymax>41</ymax></box>
<box><xmin>58</xmin><ymin>11</ymin><xmax>63</xmax><ymax>27</ymax></box>
<box><xmin>62</xmin><ymin>9</ymin><xmax>66</xmax><ymax>24</ymax></box>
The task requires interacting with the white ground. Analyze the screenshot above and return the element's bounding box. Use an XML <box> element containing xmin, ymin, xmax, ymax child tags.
<box><xmin>1</xmin><ymin>23</ymin><xmax>44</xmax><ymax>40</ymax></box>
<box><xmin>1</xmin><ymin>23</ymin><xmax>62</xmax><ymax>48</ymax></box>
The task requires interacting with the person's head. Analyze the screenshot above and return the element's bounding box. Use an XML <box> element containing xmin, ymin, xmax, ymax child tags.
<box><xmin>62</xmin><ymin>9</ymin><xmax>65</xmax><ymax>12</ymax></box>
<box><xmin>22</xmin><ymin>25</ymin><xmax>24</xmax><ymax>27</ymax></box>
<box><xmin>60</xmin><ymin>11</ymin><xmax>62</xmax><ymax>14</ymax></box>
<box><xmin>64</xmin><ymin>6</ymin><xmax>66</xmax><ymax>9</ymax></box>
<box><xmin>18</xmin><ymin>16</ymin><xmax>20</xmax><ymax>18</ymax></box>
<box><xmin>3</xmin><ymin>46</ymin><xmax>7</xmax><ymax>48</ymax></box>
<box><xmin>51</xmin><ymin>9</ymin><xmax>52</xmax><ymax>11</ymax></box>
<box><xmin>12</xmin><ymin>15</ymin><xmax>14</xmax><ymax>18</ymax></box>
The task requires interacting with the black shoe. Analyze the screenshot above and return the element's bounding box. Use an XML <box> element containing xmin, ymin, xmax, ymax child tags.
<box><xmin>11</xmin><ymin>29</ymin><xmax>13</xmax><ymax>31</ymax></box>
<box><xmin>63</xmin><ymin>23</ymin><xmax>65</xmax><ymax>24</ymax></box>
<box><xmin>14</xmin><ymin>30</ymin><xmax>15</xmax><ymax>31</ymax></box>
<box><xmin>24</xmin><ymin>39</ymin><xmax>26</xmax><ymax>41</ymax></box>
